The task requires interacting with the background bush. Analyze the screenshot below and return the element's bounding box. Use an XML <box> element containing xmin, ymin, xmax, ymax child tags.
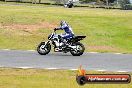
<box><xmin>119</xmin><ymin>0</ymin><xmax>132</xmax><ymax>10</ymax></box>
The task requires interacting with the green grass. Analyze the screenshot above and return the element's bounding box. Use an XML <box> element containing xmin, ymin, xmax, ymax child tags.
<box><xmin>0</xmin><ymin>2</ymin><xmax>132</xmax><ymax>53</ymax></box>
<box><xmin>0</xmin><ymin>68</ymin><xmax>132</xmax><ymax>88</ymax></box>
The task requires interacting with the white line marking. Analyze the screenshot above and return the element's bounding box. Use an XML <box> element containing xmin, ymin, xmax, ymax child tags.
<box><xmin>114</xmin><ymin>53</ymin><xmax>122</xmax><ymax>54</ymax></box>
<box><xmin>69</xmin><ymin>69</ymin><xmax>78</xmax><ymax>71</ymax></box>
<box><xmin>27</xmin><ymin>50</ymin><xmax>35</xmax><ymax>52</ymax></box>
<box><xmin>116</xmin><ymin>70</ymin><xmax>128</xmax><ymax>72</ymax></box>
<box><xmin>0</xmin><ymin>66</ymin><xmax>3</xmax><ymax>67</ymax></box>
<box><xmin>0</xmin><ymin>66</ymin><xmax>131</xmax><ymax>72</ymax></box>
<box><xmin>2</xmin><ymin>49</ymin><xmax>10</xmax><ymax>51</ymax></box>
<box><xmin>18</xmin><ymin>67</ymin><xmax>33</xmax><ymax>69</ymax></box>
<box><xmin>0</xmin><ymin>49</ymin><xmax>125</xmax><ymax>55</ymax></box>
<box><xmin>89</xmin><ymin>52</ymin><xmax>98</xmax><ymax>54</ymax></box>
<box><xmin>96</xmin><ymin>69</ymin><xmax>107</xmax><ymax>72</ymax></box>
<box><xmin>45</xmin><ymin>68</ymin><xmax>58</xmax><ymax>70</ymax></box>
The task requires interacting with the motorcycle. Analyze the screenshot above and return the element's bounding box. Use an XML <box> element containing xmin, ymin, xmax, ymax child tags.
<box><xmin>37</xmin><ymin>30</ymin><xmax>86</xmax><ymax>56</ymax></box>
<box><xmin>64</xmin><ymin>1</ymin><xmax>74</xmax><ymax>8</ymax></box>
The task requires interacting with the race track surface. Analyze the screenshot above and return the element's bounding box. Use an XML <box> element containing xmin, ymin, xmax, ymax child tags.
<box><xmin>0</xmin><ymin>50</ymin><xmax>132</xmax><ymax>72</ymax></box>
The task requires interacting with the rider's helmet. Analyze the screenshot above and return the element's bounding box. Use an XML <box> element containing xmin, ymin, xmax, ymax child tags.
<box><xmin>60</xmin><ymin>21</ymin><xmax>67</xmax><ymax>27</ymax></box>
<box><xmin>68</xmin><ymin>0</ymin><xmax>72</xmax><ymax>3</ymax></box>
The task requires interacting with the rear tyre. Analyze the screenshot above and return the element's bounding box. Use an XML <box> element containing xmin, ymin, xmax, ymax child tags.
<box><xmin>70</xmin><ymin>42</ymin><xmax>85</xmax><ymax>56</ymax></box>
<box><xmin>37</xmin><ymin>42</ymin><xmax>51</xmax><ymax>55</ymax></box>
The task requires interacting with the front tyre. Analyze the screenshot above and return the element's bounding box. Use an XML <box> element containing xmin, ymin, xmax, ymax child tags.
<box><xmin>70</xmin><ymin>42</ymin><xmax>85</xmax><ymax>56</ymax></box>
<box><xmin>37</xmin><ymin>42</ymin><xmax>51</xmax><ymax>55</ymax></box>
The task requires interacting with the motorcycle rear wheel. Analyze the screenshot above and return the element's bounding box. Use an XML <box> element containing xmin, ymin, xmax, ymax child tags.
<box><xmin>70</xmin><ymin>42</ymin><xmax>85</xmax><ymax>56</ymax></box>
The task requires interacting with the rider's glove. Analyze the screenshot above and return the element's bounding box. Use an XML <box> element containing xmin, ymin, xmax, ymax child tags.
<box><xmin>54</xmin><ymin>28</ymin><xmax>57</xmax><ymax>31</ymax></box>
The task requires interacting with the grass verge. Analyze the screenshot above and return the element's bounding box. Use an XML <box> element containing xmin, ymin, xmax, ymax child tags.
<box><xmin>0</xmin><ymin>68</ymin><xmax>132</xmax><ymax>88</ymax></box>
<box><xmin>0</xmin><ymin>2</ymin><xmax>132</xmax><ymax>53</ymax></box>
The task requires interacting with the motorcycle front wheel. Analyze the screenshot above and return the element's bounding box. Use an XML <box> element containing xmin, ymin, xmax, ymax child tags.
<box><xmin>70</xmin><ymin>42</ymin><xmax>85</xmax><ymax>56</ymax></box>
<box><xmin>37</xmin><ymin>42</ymin><xmax>51</xmax><ymax>55</ymax></box>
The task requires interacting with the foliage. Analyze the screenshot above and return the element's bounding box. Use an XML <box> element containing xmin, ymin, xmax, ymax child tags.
<box><xmin>80</xmin><ymin>0</ymin><xmax>96</xmax><ymax>3</ymax></box>
<box><xmin>119</xmin><ymin>0</ymin><xmax>132</xmax><ymax>10</ymax></box>
<box><xmin>80</xmin><ymin>0</ymin><xmax>116</xmax><ymax>4</ymax></box>
<box><xmin>125</xmin><ymin>4</ymin><xmax>132</xmax><ymax>9</ymax></box>
<box><xmin>51</xmin><ymin>0</ymin><xmax>68</xmax><ymax>4</ymax></box>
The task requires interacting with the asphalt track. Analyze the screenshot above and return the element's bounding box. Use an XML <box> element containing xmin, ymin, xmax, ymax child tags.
<box><xmin>0</xmin><ymin>50</ymin><xmax>132</xmax><ymax>72</ymax></box>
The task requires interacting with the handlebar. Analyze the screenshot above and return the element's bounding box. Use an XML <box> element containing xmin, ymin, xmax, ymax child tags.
<box><xmin>53</xmin><ymin>29</ymin><xmax>56</xmax><ymax>34</ymax></box>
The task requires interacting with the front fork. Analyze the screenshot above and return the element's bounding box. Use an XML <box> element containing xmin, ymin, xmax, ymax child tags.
<box><xmin>42</xmin><ymin>40</ymin><xmax>50</xmax><ymax>48</ymax></box>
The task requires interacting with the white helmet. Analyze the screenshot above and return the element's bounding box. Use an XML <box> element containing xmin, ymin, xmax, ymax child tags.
<box><xmin>60</xmin><ymin>21</ymin><xmax>67</xmax><ymax>26</ymax></box>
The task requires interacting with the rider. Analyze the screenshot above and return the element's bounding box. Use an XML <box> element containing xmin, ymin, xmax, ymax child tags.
<box><xmin>54</xmin><ymin>21</ymin><xmax>74</xmax><ymax>40</ymax></box>
<box><xmin>54</xmin><ymin>21</ymin><xmax>74</xmax><ymax>51</ymax></box>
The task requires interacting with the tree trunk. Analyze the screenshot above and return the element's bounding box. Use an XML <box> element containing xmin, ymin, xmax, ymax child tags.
<box><xmin>39</xmin><ymin>0</ymin><xmax>41</xmax><ymax>4</ymax></box>
<box><xmin>106</xmin><ymin>0</ymin><xmax>109</xmax><ymax>6</ymax></box>
<box><xmin>31</xmin><ymin>0</ymin><xmax>37</xmax><ymax>4</ymax></box>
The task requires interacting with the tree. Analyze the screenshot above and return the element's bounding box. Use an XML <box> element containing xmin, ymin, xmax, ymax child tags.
<box><xmin>51</xmin><ymin>0</ymin><xmax>68</xmax><ymax>4</ymax></box>
<box><xmin>54</xmin><ymin>0</ymin><xmax>63</xmax><ymax>4</ymax></box>
<box><xmin>120</xmin><ymin>0</ymin><xmax>131</xmax><ymax>9</ymax></box>
<box><xmin>80</xmin><ymin>0</ymin><xmax>96</xmax><ymax>3</ymax></box>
